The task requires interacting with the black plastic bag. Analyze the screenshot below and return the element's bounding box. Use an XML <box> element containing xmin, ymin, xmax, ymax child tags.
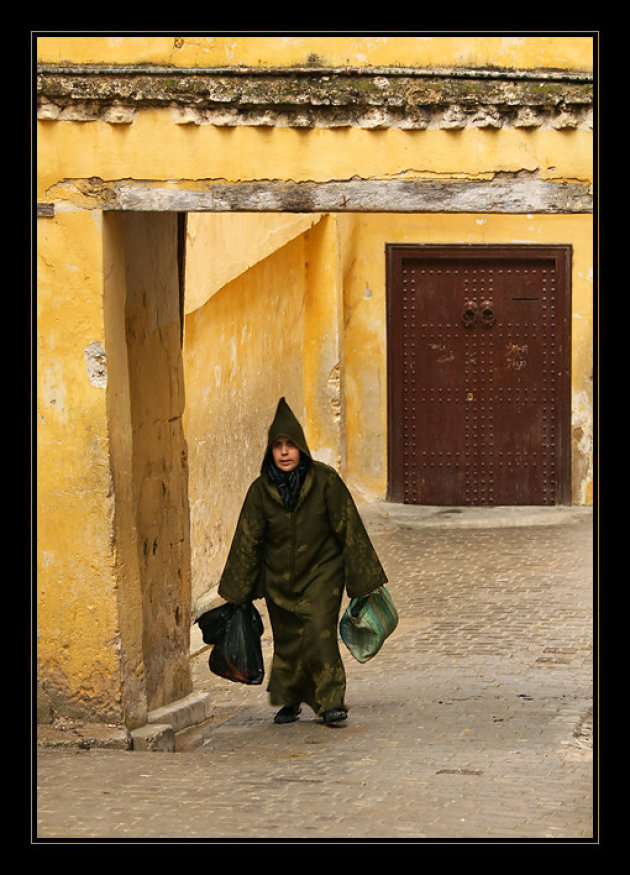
<box><xmin>195</xmin><ymin>602</ymin><xmax>234</xmax><ymax>645</ymax></box>
<box><xmin>195</xmin><ymin>602</ymin><xmax>264</xmax><ymax>685</ymax></box>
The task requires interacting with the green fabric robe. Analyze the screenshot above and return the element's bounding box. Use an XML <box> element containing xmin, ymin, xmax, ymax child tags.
<box><xmin>218</xmin><ymin>398</ymin><xmax>388</xmax><ymax>716</ymax></box>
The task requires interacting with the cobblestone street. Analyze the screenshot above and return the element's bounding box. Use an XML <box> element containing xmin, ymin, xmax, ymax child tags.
<box><xmin>35</xmin><ymin>506</ymin><xmax>595</xmax><ymax>844</ymax></box>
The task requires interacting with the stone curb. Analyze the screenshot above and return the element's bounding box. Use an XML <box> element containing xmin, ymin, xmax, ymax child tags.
<box><xmin>146</xmin><ymin>690</ymin><xmax>214</xmax><ymax>733</ymax></box>
<box><xmin>36</xmin><ymin>722</ymin><xmax>132</xmax><ymax>751</ymax></box>
<box><xmin>129</xmin><ymin>690</ymin><xmax>215</xmax><ymax>752</ymax></box>
<box><xmin>37</xmin><ymin>692</ymin><xmax>216</xmax><ymax>753</ymax></box>
<box><xmin>129</xmin><ymin>723</ymin><xmax>175</xmax><ymax>752</ymax></box>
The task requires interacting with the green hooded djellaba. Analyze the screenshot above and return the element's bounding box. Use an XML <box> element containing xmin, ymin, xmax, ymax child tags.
<box><xmin>218</xmin><ymin>398</ymin><xmax>388</xmax><ymax>720</ymax></box>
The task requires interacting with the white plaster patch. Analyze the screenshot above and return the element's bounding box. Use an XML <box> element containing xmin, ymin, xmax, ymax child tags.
<box><xmin>311</xmin><ymin>447</ymin><xmax>335</xmax><ymax>468</ymax></box>
<box><xmin>84</xmin><ymin>341</ymin><xmax>107</xmax><ymax>388</ymax></box>
<box><xmin>572</xmin><ymin>389</ymin><xmax>593</xmax><ymax>503</ymax></box>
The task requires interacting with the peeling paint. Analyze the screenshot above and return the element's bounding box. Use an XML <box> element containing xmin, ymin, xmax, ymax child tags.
<box><xmin>84</xmin><ymin>341</ymin><xmax>107</xmax><ymax>388</ymax></box>
<box><xmin>572</xmin><ymin>389</ymin><xmax>593</xmax><ymax>504</ymax></box>
<box><xmin>328</xmin><ymin>362</ymin><xmax>342</xmax><ymax>424</ymax></box>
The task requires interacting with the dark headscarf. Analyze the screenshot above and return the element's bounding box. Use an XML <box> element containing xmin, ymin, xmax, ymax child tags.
<box><xmin>262</xmin><ymin>398</ymin><xmax>312</xmax><ymax>512</ymax></box>
<box><xmin>265</xmin><ymin>452</ymin><xmax>310</xmax><ymax>511</ymax></box>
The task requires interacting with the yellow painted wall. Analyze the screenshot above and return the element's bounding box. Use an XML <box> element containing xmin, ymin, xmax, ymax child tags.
<box><xmin>38</xmin><ymin>123</ymin><xmax>593</xmax><ymax>200</ymax></box>
<box><xmin>37</xmin><ymin>34</ymin><xmax>593</xmax><ymax>72</ymax></box>
<box><xmin>37</xmin><ymin>210</ymin><xmax>125</xmax><ymax>721</ymax></box>
<box><xmin>184</xmin><ymin>213</ymin><xmax>322</xmax><ymax>313</ymax></box>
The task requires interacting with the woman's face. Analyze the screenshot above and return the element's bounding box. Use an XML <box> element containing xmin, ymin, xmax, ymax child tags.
<box><xmin>272</xmin><ymin>437</ymin><xmax>300</xmax><ymax>472</ymax></box>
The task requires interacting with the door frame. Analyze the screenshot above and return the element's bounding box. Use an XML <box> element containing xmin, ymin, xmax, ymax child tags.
<box><xmin>386</xmin><ymin>243</ymin><xmax>572</xmax><ymax>505</ymax></box>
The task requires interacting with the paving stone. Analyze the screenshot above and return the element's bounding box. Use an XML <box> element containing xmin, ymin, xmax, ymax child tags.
<box><xmin>35</xmin><ymin>510</ymin><xmax>595</xmax><ymax>843</ymax></box>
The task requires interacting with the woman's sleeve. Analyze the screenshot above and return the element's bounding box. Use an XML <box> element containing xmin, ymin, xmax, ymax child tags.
<box><xmin>218</xmin><ymin>481</ymin><xmax>267</xmax><ymax>605</ymax></box>
<box><xmin>325</xmin><ymin>472</ymin><xmax>388</xmax><ymax>599</ymax></box>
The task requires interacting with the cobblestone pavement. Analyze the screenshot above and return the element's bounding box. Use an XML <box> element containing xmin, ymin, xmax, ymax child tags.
<box><xmin>35</xmin><ymin>508</ymin><xmax>595</xmax><ymax>844</ymax></box>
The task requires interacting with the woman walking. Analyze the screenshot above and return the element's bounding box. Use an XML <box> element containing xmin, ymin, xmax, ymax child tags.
<box><xmin>218</xmin><ymin>398</ymin><xmax>387</xmax><ymax>725</ymax></box>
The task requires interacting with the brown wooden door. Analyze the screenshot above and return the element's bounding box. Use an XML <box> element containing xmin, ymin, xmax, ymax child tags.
<box><xmin>387</xmin><ymin>245</ymin><xmax>571</xmax><ymax>506</ymax></box>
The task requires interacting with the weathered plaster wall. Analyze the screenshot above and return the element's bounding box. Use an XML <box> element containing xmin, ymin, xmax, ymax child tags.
<box><xmin>38</xmin><ymin>124</ymin><xmax>592</xmax><ymax>204</ymax></box>
<box><xmin>302</xmin><ymin>216</ymin><xmax>345</xmax><ymax>472</ymax></box>
<box><xmin>37</xmin><ymin>210</ymin><xmax>124</xmax><ymax>722</ymax></box>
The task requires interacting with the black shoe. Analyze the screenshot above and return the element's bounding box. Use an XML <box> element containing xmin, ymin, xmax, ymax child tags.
<box><xmin>323</xmin><ymin>708</ymin><xmax>348</xmax><ymax>725</ymax></box>
<box><xmin>274</xmin><ymin>705</ymin><xmax>302</xmax><ymax>724</ymax></box>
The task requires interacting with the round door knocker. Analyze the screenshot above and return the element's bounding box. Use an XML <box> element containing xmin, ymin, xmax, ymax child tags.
<box><xmin>461</xmin><ymin>301</ymin><xmax>478</xmax><ymax>328</ymax></box>
<box><xmin>479</xmin><ymin>300</ymin><xmax>496</xmax><ymax>328</ymax></box>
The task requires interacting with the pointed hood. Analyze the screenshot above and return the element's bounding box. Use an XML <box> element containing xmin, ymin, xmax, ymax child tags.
<box><xmin>262</xmin><ymin>397</ymin><xmax>311</xmax><ymax>472</ymax></box>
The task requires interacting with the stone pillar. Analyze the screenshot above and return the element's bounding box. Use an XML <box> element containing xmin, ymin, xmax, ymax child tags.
<box><xmin>37</xmin><ymin>210</ymin><xmax>193</xmax><ymax>728</ymax></box>
<box><xmin>120</xmin><ymin>212</ymin><xmax>193</xmax><ymax>712</ymax></box>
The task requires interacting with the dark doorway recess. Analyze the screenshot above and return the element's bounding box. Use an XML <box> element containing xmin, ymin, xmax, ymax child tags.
<box><xmin>387</xmin><ymin>244</ymin><xmax>571</xmax><ymax>506</ymax></box>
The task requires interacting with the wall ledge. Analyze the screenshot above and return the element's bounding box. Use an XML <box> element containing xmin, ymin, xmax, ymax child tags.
<box><xmin>36</xmin><ymin>64</ymin><xmax>593</xmax><ymax>131</ymax></box>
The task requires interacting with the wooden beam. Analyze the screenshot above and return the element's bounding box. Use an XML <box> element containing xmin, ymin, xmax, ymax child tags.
<box><xmin>108</xmin><ymin>176</ymin><xmax>592</xmax><ymax>214</ymax></box>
